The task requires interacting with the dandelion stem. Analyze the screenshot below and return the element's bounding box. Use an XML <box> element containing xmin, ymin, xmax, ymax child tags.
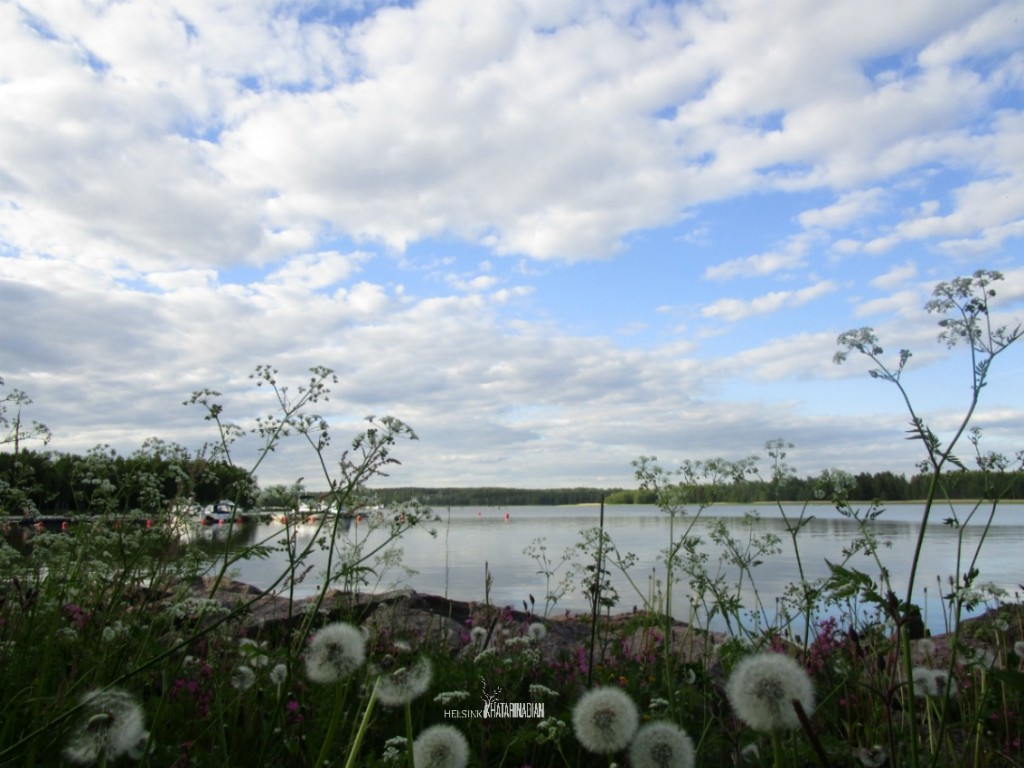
<box><xmin>313</xmin><ymin>680</ymin><xmax>348</xmax><ymax>768</ymax></box>
<box><xmin>771</xmin><ymin>730</ymin><xmax>784</xmax><ymax>768</ymax></box>
<box><xmin>342</xmin><ymin>679</ymin><xmax>379</xmax><ymax>768</ymax></box>
<box><xmin>404</xmin><ymin>700</ymin><xmax>415</xmax><ymax>768</ymax></box>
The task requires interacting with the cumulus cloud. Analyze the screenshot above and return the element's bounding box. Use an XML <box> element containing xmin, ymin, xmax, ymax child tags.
<box><xmin>871</xmin><ymin>261</ymin><xmax>917</xmax><ymax>290</ymax></box>
<box><xmin>2</xmin><ymin>0</ymin><xmax>1022</xmax><ymax>486</ymax></box>
<box><xmin>700</xmin><ymin>280</ymin><xmax>839</xmax><ymax>322</ymax></box>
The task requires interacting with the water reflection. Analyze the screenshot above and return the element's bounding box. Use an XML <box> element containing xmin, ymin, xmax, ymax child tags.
<box><xmin>206</xmin><ymin>503</ymin><xmax>1024</xmax><ymax>634</ymax></box>
<box><xmin>7</xmin><ymin>503</ymin><xmax>1021</xmax><ymax>634</ymax></box>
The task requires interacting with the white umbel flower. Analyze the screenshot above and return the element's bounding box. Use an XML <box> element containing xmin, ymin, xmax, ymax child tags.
<box><xmin>726</xmin><ymin>653</ymin><xmax>814</xmax><ymax>733</ymax></box>
<box><xmin>412</xmin><ymin>724</ymin><xmax>470</xmax><ymax>768</ymax></box>
<box><xmin>304</xmin><ymin>622</ymin><xmax>366</xmax><ymax>684</ymax></box>
<box><xmin>628</xmin><ymin>720</ymin><xmax>696</xmax><ymax>768</ymax></box>
<box><xmin>63</xmin><ymin>689</ymin><xmax>147</xmax><ymax>765</ymax></box>
<box><xmin>571</xmin><ymin>686</ymin><xmax>639</xmax><ymax>754</ymax></box>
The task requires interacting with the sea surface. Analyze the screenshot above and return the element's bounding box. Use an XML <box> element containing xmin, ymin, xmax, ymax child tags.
<box><xmin>189</xmin><ymin>502</ymin><xmax>1024</xmax><ymax>635</ymax></box>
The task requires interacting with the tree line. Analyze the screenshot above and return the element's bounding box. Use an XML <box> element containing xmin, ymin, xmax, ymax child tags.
<box><xmin>370</xmin><ymin>468</ymin><xmax>1024</xmax><ymax>507</ymax></box>
<box><xmin>0</xmin><ymin>444</ymin><xmax>256</xmax><ymax>516</ymax></box>
<box><xmin>3</xmin><ymin>448</ymin><xmax>1022</xmax><ymax>517</ymax></box>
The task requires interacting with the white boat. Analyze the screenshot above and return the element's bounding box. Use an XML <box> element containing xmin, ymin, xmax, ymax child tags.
<box><xmin>201</xmin><ymin>500</ymin><xmax>237</xmax><ymax>523</ymax></box>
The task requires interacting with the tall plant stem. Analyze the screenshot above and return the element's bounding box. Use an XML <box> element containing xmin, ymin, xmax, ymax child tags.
<box><xmin>313</xmin><ymin>680</ymin><xmax>349</xmax><ymax>768</ymax></box>
<box><xmin>342</xmin><ymin>679</ymin><xmax>379</xmax><ymax>768</ymax></box>
<box><xmin>587</xmin><ymin>496</ymin><xmax>605</xmax><ymax>688</ymax></box>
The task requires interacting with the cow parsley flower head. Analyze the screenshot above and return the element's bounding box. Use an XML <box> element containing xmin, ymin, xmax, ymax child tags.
<box><xmin>726</xmin><ymin>653</ymin><xmax>815</xmax><ymax>732</ymax></box>
<box><xmin>571</xmin><ymin>686</ymin><xmax>639</xmax><ymax>754</ymax></box>
<box><xmin>304</xmin><ymin>622</ymin><xmax>366</xmax><ymax>684</ymax></box>
<box><xmin>63</xmin><ymin>689</ymin><xmax>147</xmax><ymax>765</ymax></box>
<box><xmin>375</xmin><ymin>657</ymin><xmax>433</xmax><ymax>707</ymax></box>
<box><xmin>628</xmin><ymin>720</ymin><xmax>696</xmax><ymax>768</ymax></box>
<box><xmin>412</xmin><ymin>724</ymin><xmax>470</xmax><ymax>768</ymax></box>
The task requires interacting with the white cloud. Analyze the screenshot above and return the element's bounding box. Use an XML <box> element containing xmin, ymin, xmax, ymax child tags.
<box><xmin>871</xmin><ymin>261</ymin><xmax>917</xmax><ymax>290</ymax></box>
<box><xmin>2</xmin><ymin>1</ymin><xmax>1022</xmax><ymax>489</ymax></box>
<box><xmin>703</xmin><ymin>249</ymin><xmax>806</xmax><ymax>281</ymax></box>
<box><xmin>701</xmin><ymin>280</ymin><xmax>838</xmax><ymax>322</ymax></box>
<box><xmin>798</xmin><ymin>189</ymin><xmax>885</xmax><ymax>229</ymax></box>
<box><xmin>854</xmin><ymin>289</ymin><xmax>923</xmax><ymax>319</ymax></box>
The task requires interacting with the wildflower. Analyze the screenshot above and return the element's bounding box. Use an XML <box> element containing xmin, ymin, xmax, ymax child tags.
<box><xmin>527</xmin><ymin>622</ymin><xmax>547</xmax><ymax>641</ymax></box>
<box><xmin>63</xmin><ymin>688</ymin><xmax>146</xmax><ymax>765</ymax></box>
<box><xmin>726</xmin><ymin>652</ymin><xmax>814</xmax><ymax>733</ymax></box>
<box><xmin>269</xmin><ymin>663</ymin><xmax>288</xmax><ymax>686</ymax></box>
<box><xmin>231</xmin><ymin>665</ymin><xmax>256</xmax><ymax>691</ymax></box>
<box><xmin>739</xmin><ymin>743</ymin><xmax>760</xmax><ymax>763</ymax></box>
<box><xmin>529</xmin><ymin>683</ymin><xmax>559</xmax><ymax>701</ymax></box>
<box><xmin>473</xmin><ymin>647</ymin><xmax>496</xmax><ymax>663</ymax></box>
<box><xmin>434</xmin><ymin>690</ymin><xmax>470</xmax><ymax>706</ymax></box>
<box><xmin>381</xmin><ymin>735</ymin><xmax>408</xmax><ymax>764</ymax></box>
<box><xmin>1014</xmin><ymin>640</ymin><xmax>1024</xmax><ymax>658</ymax></box>
<box><xmin>911</xmin><ymin>666</ymin><xmax>934</xmax><ymax>697</ymax></box>
<box><xmin>968</xmin><ymin>646</ymin><xmax>997</xmax><ymax>668</ymax></box>
<box><xmin>304</xmin><ymin>622</ymin><xmax>366</xmax><ymax>684</ymax></box>
<box><xmin>469</xmin><ymin>626</ymin><xmax>488</xmax><ymax>647</ymax></box>
<box><xmin>916</xmin><ymin>638</ymin><xmax>936</xmax><ymax>656</ymax></box>
<box><xmin>628</xmin><ymin>721</ymin><xmax>696</xmax><ymax>768</ymax></box>
<box><xmin>239</xmin><ymin>638</ymin><xmax>270</xmax><ymax>668</ymax></box>
<box><xmin>571</xmin><ymin>686</ymin><xmax>640</xmax><ymax>754</ymax></box>
<box><xmin>911</xmin><ymin>666</ymin><xmax>957</xmax><ymax>698</ymax></box>
<box><xmin>853</xmin><ymin>744</ymin><xmax>889</xmax><ymax>767</ymax></box>
<box><xmin>376</xmin><ymin>657</ymin><xmax>432</xmax><ymax>707</ymax></box>
<box><xmin>648</xmin><ymin>697</ymin><xmax>670</xmax><ymax>713</ymax></box>
<box><xmin>412</xmin><ymin>724</ymin><xmax>470</xmax><ymax>768</ymax></box>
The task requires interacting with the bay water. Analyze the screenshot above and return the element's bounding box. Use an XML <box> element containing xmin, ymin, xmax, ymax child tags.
<box><xmin>194</xmin><ymin>502</ymin><xmax>1024</xmax><ymax>636</ymax></box>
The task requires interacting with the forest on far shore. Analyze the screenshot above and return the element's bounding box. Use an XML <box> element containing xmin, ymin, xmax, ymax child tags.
<box><xmin>372</xmin><ymin>467</ymin><xmax>1024</xmax><ymax>507</ymax></box>
<box><xmin>2</xmin><ymin>446</ymin><xmax>1022</xmax><ymax>515</ymax></box>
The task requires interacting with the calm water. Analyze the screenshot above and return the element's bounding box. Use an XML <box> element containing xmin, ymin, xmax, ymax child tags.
<box><xmin>191</xmin><ymin>502</ymin><xmax>1024</xmax><ymax>635</ymax></box>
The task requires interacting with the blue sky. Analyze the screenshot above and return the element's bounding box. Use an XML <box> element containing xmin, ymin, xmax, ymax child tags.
<box><xmin>1</xmin><ymin>0</ymin><xmax>1023</xmax><ymax>490</ymax></box>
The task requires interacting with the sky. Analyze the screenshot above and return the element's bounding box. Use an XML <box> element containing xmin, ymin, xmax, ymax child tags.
<box><xmin>2</xmin><ymin>0</ymin><xmax>1023</xmax><ymax>491</ymax></box>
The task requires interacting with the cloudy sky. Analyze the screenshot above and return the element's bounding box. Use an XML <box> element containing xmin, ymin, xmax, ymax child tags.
<box><xmin>2</xmin><ymin>0</ymin><xmax>1023</xmax><ymax>491</ymax></box>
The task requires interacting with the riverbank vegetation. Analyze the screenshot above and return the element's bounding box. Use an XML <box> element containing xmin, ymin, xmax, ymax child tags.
<box><xmin>5</xmin><ymin>455</ymin><xmax>1023</xmax><ymax>519</ymax></box>
<box><xmin>2</xmin><ymin>269</ymin><xmax>1023</xmax><ymax>767</ymax></box>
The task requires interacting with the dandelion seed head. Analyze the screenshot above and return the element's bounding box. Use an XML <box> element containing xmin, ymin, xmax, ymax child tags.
<box><xmin>628</xmin><ymin>721</ymin><xmax>696</xmax><ymax>768</ymax></box>
<box><xmin>231</xmin><ymin>665</ymin><xmax>256</xmax><ymax>691</ymax></box>
<box><xmin>527</xmin><ymin>622</ymin><xmax>547</xmax><ymax>641</ymax></box>
<box><xmin>376</xmin><ymin>657</ymin><xmax>432</xmax><ymax>707</ymax></box>
<box><xmin>912</xmin><ymin>667</ymin><xmax>957</xmax><ymax>698</ymax></box>
<box><xmin>726</xmin><ymin>653</ymin><xmax>814</xmax><ymax>733</ymax></box>
<box><xmin>1014</xmin><ymin>640</ymin><xmax>1024</xmax><ymax>658</ymax></box>
<box><xmin>304</xmin><ymin>622</ymin><xmax>366</xmax><ymax>684</ymax></box>
<box><xmin>412</xmin><ymin>724</ymin><xmax>470</xmax><ymax>768</ymax></box>
<box><xmin>469</xmin><ymin>626</ymin><xmax>487</xmax><ymax>647</ymax></box>
<box><xmin>63</xmin><ymin>689</ymin><xmax>146</xmax><ymax>765</ymax></box>
<box><xmin>269</xmin><ymin>663</ymin><xmax>288</xmax><ymax>686</ymax></box>
<box><xmin>853</xmin><ymin>744</ymin><xmax>888</xmax><ymax>767</ymax></box>
<box><xmin>571</xmin><ymin>686</ymin><xmax>639</xmax><ymax>754</ymax></box>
